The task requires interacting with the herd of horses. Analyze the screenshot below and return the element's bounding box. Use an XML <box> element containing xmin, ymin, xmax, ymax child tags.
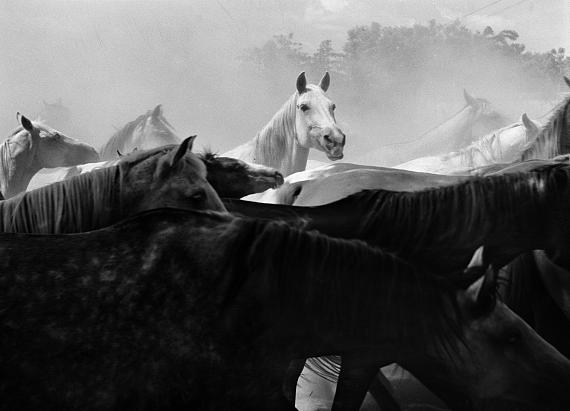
<box><xmin>1</xmin><ymin>71</ymin><xmax>570</xmax><ymax>411</ymax></box>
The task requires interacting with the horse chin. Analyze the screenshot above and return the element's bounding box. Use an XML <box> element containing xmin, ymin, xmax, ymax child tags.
<box><xmin>326</xmin><ymin>153</ymin><xmax>344</xmax><ymax>161</ymax></box>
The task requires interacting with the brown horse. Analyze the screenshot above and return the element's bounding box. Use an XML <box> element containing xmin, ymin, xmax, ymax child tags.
<box><xmin>0</xmin><ymin>208</ymin><xmax>568</xmax><ymax>410</ymax></box>
<box><xmin>26</xmin><ymin>147</ymin><xmax>284</xmax><ymax>199</ymax></box>
<box><xmin>226</xmin><ymin>163</ymin><xmax>570</xmax><ymax>410</ymax></box>
<box><xmin>0</xmin><ymin>114</ymin><xmax>99</xmax><ymax>199</ymax></box>
<box><xmin>0</xmin><ymin>137</ymin><xmax>225</xmax><ymax>233</ymax></box>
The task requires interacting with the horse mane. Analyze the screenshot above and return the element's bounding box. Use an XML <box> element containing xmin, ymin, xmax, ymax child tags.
<box><xmin>454</xmin><ymin>123</ymin><xmax>522</xmax><ymax>168</ymax></box>
<box><xmin>0</xmin><ymin>164</ymin><xmax>123</xmax><ymax>234</ymax></box>
<box><xmin>337</xmin><ymin>165</ymin><xmax>569</xmax><ymax>260</ymax></box>
<box><xmin>519</xmin><ymin>94</ymin><xmax>570</xmax><ymax>161</ymax></box>
<box><xmin>223</xmin><ymin>216</ymin><xmax>463</xmax><ymax>354</ymax></box>
<box><xmin>100</xmin><ymin>106</ymin><xmax>179</xmax><ymax>158</ymax></box>
<box><xmin>252</xmin><ymin>92</ymin><xmax>298</xmax><ymax>171</ymax></box>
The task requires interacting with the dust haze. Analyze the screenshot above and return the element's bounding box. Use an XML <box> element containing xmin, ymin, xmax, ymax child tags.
<box><xmin>1</xmin><ymin>0</ymin><xmax>568</xmax><ymax>164</ymax></box>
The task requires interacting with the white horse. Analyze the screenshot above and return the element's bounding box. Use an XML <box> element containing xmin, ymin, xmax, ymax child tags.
<box><xmin>394</xmin><ymin>113</ymin><xmax>540</xmax><ymax>174</ymax></box>
<box><xmin>356</xmin><ymin>89</ymin><xmax>508</xmax><ymax>166</ymax></box>
<box><xmin>243</xmin><ymin>164</ymin><xmax>466</xmax><ymax>206</ymax></box>
<box><xmin>223</xmin><ymin>72</ymin><xmax>345</xmax><ymax>176</ymax></box>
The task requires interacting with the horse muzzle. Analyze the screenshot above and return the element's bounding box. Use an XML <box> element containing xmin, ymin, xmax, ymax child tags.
<box><xmin>322</xmin><ymin>132</ymin><xmax>345</xmax><ymax>161</ymax></box>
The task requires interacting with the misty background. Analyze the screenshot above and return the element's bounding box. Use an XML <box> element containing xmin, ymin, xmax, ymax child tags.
<box><xmin>1</xmin><ymin>0</ymin><xmax>569</xmax><ymax>165</ymax></box>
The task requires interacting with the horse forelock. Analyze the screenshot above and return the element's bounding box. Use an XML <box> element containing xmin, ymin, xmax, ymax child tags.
<box><xmin>520</xmin><ymin>94</ymin><xmax>570</xmax><ymax>161</ymax></box>
<box><xmin>232</xmin><ymin>218</ymin><xmax>462</xmax><ymax>352</ymax></box>
<box><xmin>0</xmin><ymin>165</ymin><xmax>122</xmax><ymax>234</ymax></box>
<box><xmin>253</xmin><ymin>93</ymin><xmax>298</xmax><ymax>171</ymax></box>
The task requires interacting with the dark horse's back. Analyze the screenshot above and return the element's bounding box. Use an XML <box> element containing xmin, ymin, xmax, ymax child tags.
<box><xmin>0</xmin><ymin>209</ymin><xmax>250</xmax><ymax>411</ymax></box>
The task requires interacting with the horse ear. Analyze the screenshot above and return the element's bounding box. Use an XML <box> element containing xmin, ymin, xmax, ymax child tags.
<box><xmin>463</xmin><ymin>89</ymin><xmax>480</xmax><ymax>107</ymax></box>
<box><xmin>464</xmin><ymin>246</ymin><xmax>496</xmax><ymax>311</ymax></box>
<box><xmin>296</xmin><ymin>72</ymin><xmax>307</xmax><ymax>94</ymax></box>
<box><xmin>463</xmin><ymin>89</ymin><xmax>478</xmax><ymax>107</ymax></box>
<box><xmin>521</xmin><ymin>113</ymin><xmax>539</xmax><ymax>134</ymax></box>
<box><xmin>564</xmin><ymin>76</ymin><xmax>570</xmax><ymax>89</ymax></box>
<box><xmin>186</xmin><ymin>135</ymin><xmax>197</xmax><ymax>152</ymax></box>
<box><xmin>318</xmin><ymin>72</ymin><xmax>330</xmax><ymax>92</ymax></box>
<box><xmin>17</xmin><ymin>113</ymin><xmax>34</xmax><ymax>133</ymax></box>
<box><xmin>169</xmin><ymin>135</ymin><xmax>196</xmax><ymax>168</ymax></box>
<box><xmin>152</xmin><ymin>104</ymin><xmax>162</xmax><ymax>118</ymax></box>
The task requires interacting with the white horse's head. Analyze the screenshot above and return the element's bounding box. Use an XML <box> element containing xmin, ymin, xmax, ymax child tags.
<box><xmin>295</xmin><ymin>72</ymin><xmax>346</xmax><ymax>160</ymax></box>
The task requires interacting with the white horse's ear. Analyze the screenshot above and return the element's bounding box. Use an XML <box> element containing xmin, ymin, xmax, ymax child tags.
<box><xmin>463</xmin><ymin>89</ymin><xmax>478</xmax><ymax>107</ymax></box>
<box><xmin>17</xmin><ymin>112</ymin><xmax>34</xmax><ymax>133</ymax></box>
<box><xmin>464</xmin><ymin>246</ymin><xmax>495</xmax><ymax>307</ymax></box>
<box><xmin>319</xmin><ymin>72</ymin><xmax>330</xmax><ymax>92</ymax></box>
<box><xmin>521</xmin><ymin>113</ymin><xmax>538</xmax><ymax>133</ymax></box>
<box><xmin>296</xmin><ymin>72</ymin><xmax>307</xmax><ymax>94</ymax></box>
<box><xmin>467</xmin><ymin>246</ymin><xmax>485</xmax><ymax>269</ymax></box>
<box><xmin>152</xmin><ymin>104</ymin><xmax>162</xmax><ymax>118</ymax></box>
<box><xmin>564</xmin><ymin>76</ymin><xmax>570</xmax><ymax>89</ymax></box>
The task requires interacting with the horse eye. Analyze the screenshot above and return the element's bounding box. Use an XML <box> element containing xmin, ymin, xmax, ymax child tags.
<box><xmin>298</xmin><ymin>104</ymin><xmax>309</xmax><ymax>112</ymax></box>
<box><xmin>507</xmin><ymin>331</ymin><xmax>521</xmax><ymax>344</ymax></box>
<box><xmin>190</xmin><ymin>190</ymin><xmax>205</xmax><ymax>202</ymax></box>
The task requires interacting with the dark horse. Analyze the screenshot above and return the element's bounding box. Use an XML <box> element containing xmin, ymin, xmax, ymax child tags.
<box><xmin>0</xmin><ymin>136</ymin><xmax>225</xmax><ymax>233</ymax></box>
<box><xmin>0</xmin><ymin>208</ymin><xmax>569</xmax><ymax>410</ymax></box>
<box><xmin>27</xmin><ymin>146</ymin><xmax>284</xmax><ymax>199</ymax></box>
<box><xmin>226</xmin><ymin>163</ymin><xmax>570</xmax><ymax>410</ymax></box>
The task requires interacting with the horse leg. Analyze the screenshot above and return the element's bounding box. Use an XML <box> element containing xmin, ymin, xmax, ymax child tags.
<box><xmin>283</xmin><ymin>358</ymin><xmax>306</xmax><ymax>404</ymax></box>
<box><xmin>332</xmin><ymin>358</ymin><xmax>401</xmax><ymax>411</ymax></box>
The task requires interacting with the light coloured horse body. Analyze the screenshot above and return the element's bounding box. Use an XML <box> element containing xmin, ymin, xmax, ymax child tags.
<box><xmin>100</xmin><ymin>105</ymin><xmax>179</xmax><ymax>160</ymax></box>
<box><xmin>518</xmin><ymin>78</ymin><xmax>570</xmax><ymax>161</ymax></box>
<box><xmin>223</xmin><ymin>72</ymin><xmax>345</xmax><ymax>176</ymax></box>
<box><xmin>243</xmin><ymin>164</ymin><xmax>466</xmax><ymax>206</ymax></box>
<box><xmin>395</xmin><ymin>113</ymin><xmax>540</xmax><ymax>174</ymax></box>
<box><xmin>356</xmin><ymin>89</ymin><xmax>508</xmax><ymax>166</ymax></box>
<box><xmin>0</xmin><ymin>114</ymin><xmax>99</xmax><ymax>199</ymax></box>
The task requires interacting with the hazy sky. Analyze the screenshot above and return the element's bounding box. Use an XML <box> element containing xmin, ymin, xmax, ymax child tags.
<box><xmin>1</xmin><ymin>0</ymin><xmax>568</xmax><ymax>154</ymax></box>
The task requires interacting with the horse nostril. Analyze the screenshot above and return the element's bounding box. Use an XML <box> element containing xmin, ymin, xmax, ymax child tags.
<box><xmin>323</xmin><ymin>135</ymin><xmax>332</xmax><ymax>143</ymax></box>
<box><xmin>275</xmin><ymin>172</ymin><xmax>284</xmax><ymax>186</ymax></box>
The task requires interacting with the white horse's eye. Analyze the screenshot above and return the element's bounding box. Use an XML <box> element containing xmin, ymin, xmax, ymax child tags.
<box><xmin>298</xmin><ymin>104</ymin><xmax>309</xmax><ymax>112</ymax></box>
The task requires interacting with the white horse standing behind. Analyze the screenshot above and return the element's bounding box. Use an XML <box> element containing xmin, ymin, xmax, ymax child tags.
<box><xmin>394</xmin><ymin>113</ymin><xmax>541</xmax><ymax>174</ymax></box>
<box><xmin>223</xmin><ymin>72</ymin><xmax>346</xmax><ymax>176</ymax></box>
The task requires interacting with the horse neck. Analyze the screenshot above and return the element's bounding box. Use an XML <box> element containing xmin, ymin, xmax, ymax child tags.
<box><xmin>319</xmin><ymin>176</ymin><xmax>557</xmax><ymax>271</ymax></box>
<box><xmin>0</xmin><ymin>166</ymin><xmax>122</xmax><ymax>233</ymax></box>
<box><xmin>285</xmin><ymin>143</ymin><xmax>309</xmax><ymax>176</ymax></box>
<box><xmin>244</xmin><ymin>220</ymin><xmax>454</xmax><ymax>348</ymax></box>
<box><xmin>448</xmin><ymin>105</ymin><xmax>479</xmax><ymax>149</ymax></box>
<box><xmin>253</xmin><ymin>94</ymin><xmax>305</xmax><ymax>176</ymax></box>
<box><xmin>410</xmin><ymin>105</ymin><xmax>477</xmax><ymax>158</ymax></box>
<box><xmin>0</xmin><ymin>141</ymin><xmax>42</xmax><ymax>199</ymax></box>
